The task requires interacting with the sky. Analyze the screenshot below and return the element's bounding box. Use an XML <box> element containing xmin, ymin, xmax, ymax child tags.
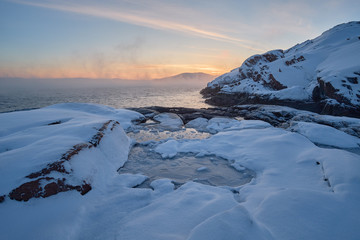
<box><xmin>0</xmin><ymin>0</ymin><xmax>359</xmax><ymax>80</ymax></box>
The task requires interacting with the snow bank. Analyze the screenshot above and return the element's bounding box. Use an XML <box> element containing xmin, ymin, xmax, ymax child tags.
<box><xmin>289</xmin><ymin>121</ymin><xmax>360</xmax><ymax>148</ymax></box>
<box><xmin>0</xmin><ymin>103</ymin><xmax>143</xmax><ymax>239</ymax></box>
<box><xmin>155</xmin><ymin>125</ymin><xmax>360</xmax><ymax>240</ymax></box>
<box><xmin>0</xmin><ymin>103</ymin><xmax>143</xmax><ymax>195</ymax></box>
<box><xmin>153</xmin><ymin>112</ymin><xmax>184</xmax><ymax>129</ymax></box>
<box><xmin>186</xmin><ymin>117</ymin><xmax>271</xmax><ymax>133</ymax></box>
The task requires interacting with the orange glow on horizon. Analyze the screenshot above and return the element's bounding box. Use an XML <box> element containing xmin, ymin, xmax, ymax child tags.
<box><xmin>0</xmin><ymin>63</ymin><xmax>228</xmax><ymax>80</ymax></box>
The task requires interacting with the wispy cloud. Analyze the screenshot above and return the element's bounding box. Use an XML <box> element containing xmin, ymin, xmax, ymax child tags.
<box><xmin>12</xmin><ymin>0</ymin><xmax>265</xmax><ymax>52</ymax></box>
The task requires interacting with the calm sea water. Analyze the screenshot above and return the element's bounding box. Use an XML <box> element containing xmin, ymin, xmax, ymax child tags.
<box><xmin>0</xmin><ymin>85</ymin><xmax>211</xmax><ymax>113</ymax></box>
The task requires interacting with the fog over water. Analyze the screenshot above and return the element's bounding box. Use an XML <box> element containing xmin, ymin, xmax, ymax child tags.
<box><xmin>0</xmin><ymin>78</ymin><xmax>211</xmax><ymax>113</ymax></box>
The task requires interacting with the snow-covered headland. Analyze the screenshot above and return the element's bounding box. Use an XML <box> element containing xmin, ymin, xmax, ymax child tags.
<box><xmin>201</xmin><ymin>21</ymin><xmax>360</xmax><ymax>117</ymax></box>
<box><xmin>0</xmin><ymin>102</ymin><xmax>359</xmax><ymax>240</ymax></box>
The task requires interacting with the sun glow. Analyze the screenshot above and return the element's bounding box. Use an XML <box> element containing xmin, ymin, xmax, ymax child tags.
<box><xmin>0</xmin><ymin>62</ymin><xmax>226</xmax><ymax>80</ymax></box>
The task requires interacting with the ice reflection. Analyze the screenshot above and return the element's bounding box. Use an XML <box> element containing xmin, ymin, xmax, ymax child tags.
<box><xmin>127</xmin><ymin>127</ymin><xmax>211</xmax><ymax>142</ymax></box>
<box><xmin>119</xmin><ymin>144</ymin><xmax>255</xmax><ymax>188</ymax></box>
<box><xmin>123</xmin><ymin>123</ymin><xmax>255</xmax><ymax>188</ymax></box>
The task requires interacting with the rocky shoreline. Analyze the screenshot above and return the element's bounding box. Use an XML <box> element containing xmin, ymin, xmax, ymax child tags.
<box><xmin>200</xmin><ymin>88</ymin><xmax>360</xmax><ymax>118</ymax></box>
<box><xmin>200</xmin><ymin>22</ymin><xmax>360</xmax><ymax>119</ymax></box>
<box><xmin>128</xmin><ymin>104</ymin><xmax>360</xmax><ymax>138</ymax></box>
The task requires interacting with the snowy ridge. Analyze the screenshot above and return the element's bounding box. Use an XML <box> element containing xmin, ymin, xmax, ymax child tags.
<box><xmin>202</xmin><ymin>21</ymin><xmax>360</xmax><ymax>116</ymax></box>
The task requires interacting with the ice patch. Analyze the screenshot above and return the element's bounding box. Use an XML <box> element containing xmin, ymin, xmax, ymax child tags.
<box><xmin>119</xmin><ymin>144</ymin><xmax>254</xmax><ymax>188</ymax></box>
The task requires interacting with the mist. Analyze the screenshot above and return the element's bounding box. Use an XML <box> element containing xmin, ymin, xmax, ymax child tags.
<box><xmin>0</xmin><ymin>72</ymin><xmax>215</xmax><ymax>95</ymax></box>
<box><xmin>0</xmin><ymin>77</ymin><xmax>152</xmax><ymax>94</ymax></box>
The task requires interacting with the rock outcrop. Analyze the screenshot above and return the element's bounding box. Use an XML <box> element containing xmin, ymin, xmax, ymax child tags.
<box><xmin>201</xmin><ymin>21</ymin><xmax>360</xmax><ymax>118</ymax></box>
<box><xmin>129</xmin><ymin>106</ymin><xmax>360</xmax><ymax>138</ymax></box>
<box><xmin>5</xmin><ymin>120</ymin><xmax>120</xmax><ymax>202</ymax></box>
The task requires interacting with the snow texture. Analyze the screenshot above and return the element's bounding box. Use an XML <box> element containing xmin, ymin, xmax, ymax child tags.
<box><xmin>289</xmin><ymin>121</ymin><xmax>360</xmax><ymax>148</ymax></box>
<box><xmin>1</xmin><ymin>103</ymin><xmax>360</xmax><ymax>240</ymax></box>
<box><xmin>186</xmin><ymin>117</ymin><xmax>271</xmax><ymax>133</ymax></box>
<box><xmin>153</xmin><ymin>112</ymin><xmax>184</xmax><ymax>130</ymax></box>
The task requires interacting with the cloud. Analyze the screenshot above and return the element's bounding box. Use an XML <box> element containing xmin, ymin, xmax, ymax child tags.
<box><xmin>12</xmin><ymin>0</ymin><xmax>266</xmax><ymax>52</ymax></box>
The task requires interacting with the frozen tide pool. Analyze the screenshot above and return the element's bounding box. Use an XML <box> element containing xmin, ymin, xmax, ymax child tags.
<box><xmin>122</xmin><ymin>121</ymin><xmax>255</xmax><ymax>188</ymax></box>
<box><xmin>119</xmin><ymin>144</ymin><xmax>255</xmax><ymax>188</ymax></box>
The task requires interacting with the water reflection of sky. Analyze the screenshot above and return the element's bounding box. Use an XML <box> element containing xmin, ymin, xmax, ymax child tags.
<box><xmin>0</xmin><ymin>85</ymin><xmax>211</xmax><ymax>113</ymax></box>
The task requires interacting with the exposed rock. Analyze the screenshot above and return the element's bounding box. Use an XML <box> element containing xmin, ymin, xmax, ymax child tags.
<box><xmin>9</xmin><ymin>178</ymin><xmax>44</xmax><ymax>201</ymax></box>
<box><xmin>201</xmin><ymin>21</ymin><xmax>360</xmax><ymax>118</ymax></box>
<box><xmin>61</xmin><ymin>143</ymin><xmax>90</xmax><ymax>161</ymax></box>
<box><xmin>347</xmin><ymin>77</ymin><xmax>358</xmax><ymax>84</ymax></box>
<box><xmin>130</xmin><ymin>105</ymin><xmax>360</xmax><ymax>138</ymax></box>
<box><xmin>200</xmin><ymin>86</ymin><xmax>221</xmax><ymax>98</ymax></box>
<box><xmin>285</xmin><ymin>55</ymin><xmax>305</xmax><ymax>66</ymax></box>
<box><xmin>264</xmin><ymin>74</ymin><xmax>287</xmax><ymax>90</ymax></box>
<box><xmin>6</xmin><ymin>120</ymin><xmax>119</xmax><ymax>202</ymax></box>
<box><xmin>9</xmin><ymin>177</ymin><xmax>91</xmax><ymax>202</ymax></box>
<box><xmin>317</xmin><ymin>77</ymin><xmax>351</xmax><ymax>105</ymax></box>
<box><xmin>48</xmin><ymin>120</ymin><xmax>62</xmax><ymax>125</ymax></box>
<box><xmin>89</xmin><ymin>120</ymin><xmax>114</xmax><ymax>147</ymax></box>
<box><xmin>263</xmin><ymin>52</ymin><xmax>282</xmax><ymax>62</ymax></box>
<box><xmin>26</xmin><ymin>160</ymin><xmax>69</xmax><ymax>179</ymax></box>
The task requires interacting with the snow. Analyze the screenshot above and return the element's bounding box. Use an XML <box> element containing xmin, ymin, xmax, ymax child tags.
<box><xmin>0</xmin><ymin>103</ymin><xmax>143</xmax><ymax>195</ymax></box>
<box><xmin>196</xmin><ymin>166</ymin><xmax>208</xmax><ymax>172</ymax></box>
<box><xmin>155</xmin><ymin>126</ymin><xmax>360</xmax><ymax>239</ymax></box>
<box><xmin>289</xmin><ymin>121</ymin><xmax>360</xmax><ymax>148</ymax></box>
<box><xmin>153</xmin><ymin>112</ymin><xmax>184</xmax><ymax>129</ymax></box>
<box><xmin>1</xmin><ymin>103</ymin><xmax>360</xmax><ymax>240</ymax></box>
<box><xmin>186</xmin><ymin>117</ymin><xmax>271</xmax><ymax>133</ymax></box>
<box><xmin>206</xmin><ymin>21</ymin><xmax>360</xmax><ymax>106</ymax></box>
<box><xmin>187</xmin><ymin>205</ymin><xmax>273</xmax><ymax>240</ymax></box>
<box><xmin>185</xmin><ymin>117</ymin><xmax>209</xmax><ymax>131</ymax></box>
<box><xmin>114</xmin><ymin>182</ymin><xmax>240</xmax><ymax>240</ymax></box>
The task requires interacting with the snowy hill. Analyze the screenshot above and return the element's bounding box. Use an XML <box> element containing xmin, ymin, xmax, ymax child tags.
<box><xmin>201</xmin><ymin>21</ymin><xmax>360</xmax><ymax>117</ymax></box>
<box><xmin>152</xmin><ymin>72</ymin><xmax>215</xmax><ymax>86</ymax></box>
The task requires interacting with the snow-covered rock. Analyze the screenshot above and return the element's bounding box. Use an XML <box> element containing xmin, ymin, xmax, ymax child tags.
<box><xmin>288</xmin><ymin>121</ymin><xmax>360</xmax><ymax>148</ymax></box>
<box><xmin>231</xmin><ymin>104</ymin><xmax>360</xmax><ymax>138</ymax></box>
<box><xmin>185</xmin><ymin>117</ymin><xmax>209</xmax><ymax>131</ymax></box>
<box><xmin>201</xmin><ymin>21</ymin><xmax>360</xmax><ymax>117</ymax></box>
<box><xmin>153</xmin><ymin>112</ymin><xmax>184</xmax><ymax>129</ymax></box>
<box><xmin>186</xmin><ymin>117</ymin><xmax>271</xmax><ymax>133</ymax></box>
<box><xmin>0</xmin><ymin>103</ymin><xmax>143</xmax><ymax>201</ymax></box>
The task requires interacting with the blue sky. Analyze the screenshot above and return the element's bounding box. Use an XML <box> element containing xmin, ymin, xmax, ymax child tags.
<box><xmin>1</xmin><ymin>0</ymin><xmax>359</xmax><ymax>79</ymax></box>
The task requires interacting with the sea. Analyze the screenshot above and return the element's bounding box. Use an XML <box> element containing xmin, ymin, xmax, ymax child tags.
<box><xmin>0</xmin><ymin>85</ymin><xmax>211</xmax><ymax>113</ymax></box>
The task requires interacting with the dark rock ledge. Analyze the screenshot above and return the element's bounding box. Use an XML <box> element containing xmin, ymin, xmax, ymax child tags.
<box><xmin>128</xmin><ymin>105</ymin><xmax>360</xmax><ymax>138</ymax></box>
<box><xmin>200</xmin><ymin>87</ymin><xmax>360</xmax><ymax>119</ymax></box>
<box><xmin>2</xmin><ymin>120</ymin><xmax>120</xmax><ymax>203</ymax></box>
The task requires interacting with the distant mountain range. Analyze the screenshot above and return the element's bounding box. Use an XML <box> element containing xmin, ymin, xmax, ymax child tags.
<box><xmin>0</xmin><ymin>72</ymin><xmax>216</xmax><ymax>90</ymax></box>
<box><xmin>201</xmin><ymin>21</ymin><xmax>360</xmax><ymax>117</ymax></box>
<box><xmin>152</xmin><ymin>72</ymin><xmax>216</xmax><ymax>86</ymax></box>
